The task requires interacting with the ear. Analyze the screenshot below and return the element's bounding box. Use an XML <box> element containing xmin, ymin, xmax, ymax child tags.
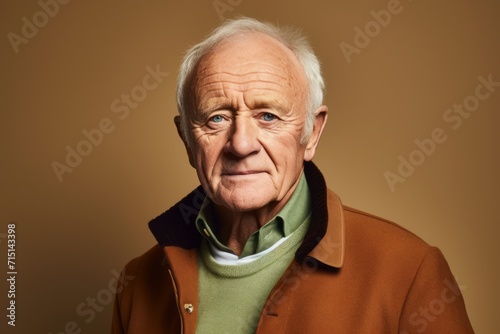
<box><xmin>304</xmin><ymin>105</ymin><xmax>328</xmax><ymax>161</ymax></box>
<box><xmin>174</xmin><ymin>115</ymin><xmax>195</xmax><ymax>168</ymax></box>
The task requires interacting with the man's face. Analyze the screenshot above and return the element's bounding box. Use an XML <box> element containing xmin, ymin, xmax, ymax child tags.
<box><xmin>180</xmin><ymin>33</ymin><xmax>324</xmax><ymax>213</ymax></box>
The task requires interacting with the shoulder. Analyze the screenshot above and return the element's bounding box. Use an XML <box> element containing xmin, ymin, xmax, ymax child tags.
<box><xmin>342</xmin><ymin>205</ymin><xmax>428</xmax><ymax>249</ymax></box>
<box><xmin>337</xmin><ymin>202</ymin><xmax>459</xmax><ymax>299</ymax></box>
<box><xmin>122</xmin><ymin>244</ymin><xmax>166</xmax><ymax>283</ymax></box>
<box><xmin>114</xmin><ymin>244</ymin><xmax>174</xmax><ymax>317</ymax></box>
<box><xmin>339</xmin><ymin>203</ymin><xmax>438</xmax><ymax>279</ymax></box>
<box><xmin>115</xmin><ymin>244</ymin><xmax>169</xmax><ymax>303</ymax></box>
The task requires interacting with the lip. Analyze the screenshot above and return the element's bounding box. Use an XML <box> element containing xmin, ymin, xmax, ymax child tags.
<box><xmin>222</xmin><ymin>170</ymin><xmax>263</xmax><ymax>176</ymax></box>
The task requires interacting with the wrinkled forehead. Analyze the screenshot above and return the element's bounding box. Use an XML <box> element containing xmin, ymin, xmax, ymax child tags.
<box><xmin>193</xmin><ymin>32</ymin><xmax>308</xmax><ymax>91</ymax></box>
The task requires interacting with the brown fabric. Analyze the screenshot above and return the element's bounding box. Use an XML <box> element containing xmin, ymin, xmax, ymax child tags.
<box><xmin>112</xmin><ymin>162</ymin><xmax>474</xmax><ymax>333</ymax></box>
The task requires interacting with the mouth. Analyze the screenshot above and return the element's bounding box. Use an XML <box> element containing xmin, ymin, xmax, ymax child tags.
<box><xmin>222</xmin><ymin>170</ymin><xmax>263</xmax><ymax>176</ymax></box>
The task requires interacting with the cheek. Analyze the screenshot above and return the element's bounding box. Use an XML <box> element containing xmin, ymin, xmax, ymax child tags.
<box><xmin>193</xmin><ymin>136</ymin><xmax>225</xmax><ymax>173</ymax></box>
<box><xmin>265</xmin><ymin>133</ymin><xmax>306</xmax><ymax>165</ymax></box>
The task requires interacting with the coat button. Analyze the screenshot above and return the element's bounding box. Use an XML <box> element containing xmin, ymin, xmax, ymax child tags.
<box><xmin>184</xmin><ymin>303</ymin><xmax>194</xmax><ymax>314</ymax></box>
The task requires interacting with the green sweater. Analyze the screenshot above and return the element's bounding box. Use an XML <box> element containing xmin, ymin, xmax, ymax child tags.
<box><xmin>195</xmin><ymin>174</ymin><xmax>312</xmax><ymax>333</ymax></box>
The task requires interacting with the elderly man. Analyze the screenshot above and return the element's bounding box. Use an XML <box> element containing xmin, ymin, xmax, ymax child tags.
<box><xmin>112</xmin><ymin>18</ymin><xmax>474</xmax><ymax>333</ymax></box>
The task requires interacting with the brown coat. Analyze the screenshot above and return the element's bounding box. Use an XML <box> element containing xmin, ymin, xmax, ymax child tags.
<box><xmin>112</xmin><ymin>162</ymin><xmax>474</xmax><ymax>333</ymax></box>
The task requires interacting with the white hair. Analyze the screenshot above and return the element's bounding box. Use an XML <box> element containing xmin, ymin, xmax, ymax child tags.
<box><xmin>176</xmin><ymin>17</ymin><xmax>325</xmax><ymax>144</ymax></box>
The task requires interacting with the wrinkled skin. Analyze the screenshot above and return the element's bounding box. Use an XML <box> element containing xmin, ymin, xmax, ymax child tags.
<box><xmin>176</xmin><ymin>32</ymin><xmax>328</xmax><ymax>254</ymax></box>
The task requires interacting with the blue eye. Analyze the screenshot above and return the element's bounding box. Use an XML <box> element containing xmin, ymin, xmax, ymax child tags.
<box><xmin>210</xmin><ymin>115</ymin><xmax>224</xmax><ymax>123</ymax></box>
<box><xmin>262</xmin><ymin>113</ymin><xmax>276</xmax><ymax>121</ymax></box>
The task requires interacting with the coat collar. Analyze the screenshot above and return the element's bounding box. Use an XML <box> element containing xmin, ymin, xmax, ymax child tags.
<box><xmin>298</xmin><ymin>161</ymin><xmax>345</xmax><ymax>268</ymax></box>
<box><xmin>148</xmin><ymin>161</ymin><xmax>345</xmax><ymax>269</ymax></box>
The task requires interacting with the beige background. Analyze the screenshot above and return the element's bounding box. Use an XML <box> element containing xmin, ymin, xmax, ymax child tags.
<box><xmin>1</xmin><ymin>0</ymin><xmax>498</xmax><ymax>332</ymax></box>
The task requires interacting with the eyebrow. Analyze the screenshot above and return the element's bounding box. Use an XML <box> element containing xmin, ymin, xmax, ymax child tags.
<box><xmin>251</xmin><ymin>99</ymin><xmax>289</xmax><ymax>114</ymax></box>
<box><xmin>197</xmin><ymin>97</ymin><xmax>289</xmax><ymax>116</ymax></box>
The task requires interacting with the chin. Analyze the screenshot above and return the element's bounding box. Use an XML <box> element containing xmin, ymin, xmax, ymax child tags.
<box><xmin>216</xmin><ymin>190</ymin><xmax>274</xmax><ymax>213</ymax></box>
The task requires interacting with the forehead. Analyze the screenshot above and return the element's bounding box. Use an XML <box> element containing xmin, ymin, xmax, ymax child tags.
<box><xmin>194</xmin><ymin>32</ymin><xmax>307</xmax><ymax>92</ymax></box>
<box><xmin>187</xmin><ymin>32</ymin><xmax>309</xmax><ymax>115</ymax></box>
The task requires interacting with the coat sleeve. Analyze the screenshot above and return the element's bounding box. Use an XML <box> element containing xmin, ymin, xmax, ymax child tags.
<box><xmin>398</xmin><ymin>247</ymin><xmax>474</xmax><ymax>333</ymax></box>
<box><xmin>111</xmin><ymin>288</ymin><xmax>125</xmax><ymax>334</ymax></box>
<box><xmin>111</xmin><ymin>264</ymin><xmax>131</xmax><ymax>334</ymax></box>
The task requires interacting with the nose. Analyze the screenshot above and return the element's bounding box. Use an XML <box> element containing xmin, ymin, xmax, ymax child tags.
<box><xmin>224</xmin><ymin>116</ymin><xmax>261</xmax><ymax>158</ymax></box>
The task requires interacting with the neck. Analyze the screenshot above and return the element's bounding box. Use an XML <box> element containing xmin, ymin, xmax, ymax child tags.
<box><xmin>214</xmin><ymin>176</ymin><xmax>302</xmax><ymax>255</ymax></box>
